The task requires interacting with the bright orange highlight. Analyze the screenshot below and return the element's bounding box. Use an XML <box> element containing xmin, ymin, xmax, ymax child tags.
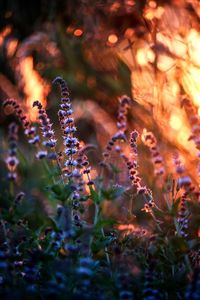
<box><xmin>74</xmin><ymin>29</ymin><xmax>83</xmax><ymax>37</ymax></box>
<box><xmin>108</xmin><ymin>34</ymin><xmax>118</xmax><ymax>44</ymax></box>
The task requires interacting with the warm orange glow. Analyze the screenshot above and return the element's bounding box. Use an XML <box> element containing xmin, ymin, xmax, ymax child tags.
<box><xmin>74</xmin><ymin>28</ymin><xmax>83</xmax><ymax>37</ymax></box>
<box><xmin>144</xmin><ymin>5</ymin><xmax>164</xmax><ymax>20</ymax></box>
<box><xmin>169</xmin><ymin>114</ymin><xmax>182</xmax><ymax>130</ymax></box>
<box><xmin>0</xmin><ymin>26</ymin><xmax>12</xmax><ymax>46</ymax></box>
<box><xmin>149</xmin><ymin>1</ymin><xmax>157</xmax><ymax>8</ymax></box>
<box><xmin>136</xmin><ymin>46</ymin><xmax>155</xmax><ymax>66</ymax></box>
<box><xmin>117</xmin><ymin>224</ymin><xmax>135</xmax><ymax>231</ymax></box>
<box><xmin>117</xmin><ymin>1</ymin><xmax>200</xmax><ymax>180</ymax></box>
<box><xmin>108</xmin><ymin>34</ymin><xmax>118</xmax><ymax>44</ymax></box>
<box><xmin>124</xmin><ymin>28</ymin><xmax>135</xmax><ymax>39</ymax></box>
<box><xmin>19</xmin><ymin>56</ymin><xmax>50</xmax><ymax>121</ymax></box>
<box><xmin>187</xmin><ymin>29</ymin><xmax>200</xmax><ymax>67</ymax></box>
<box><xmin>66</xmin><ymin>26</ymin><xmax>74</xmax><ymax>34</ymax></box>
<box><xmin>6</xmin><ymin>38</ymin><xmax>18</xmax><ymax>57</ymax></box>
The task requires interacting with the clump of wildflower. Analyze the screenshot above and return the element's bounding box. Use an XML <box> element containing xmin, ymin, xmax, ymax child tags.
<box><xmin>3</xmin><ymin>99</ymin><xmax>39</xmax><ymax>145</ymax></box>
<box><xmin>141</xmin><ymin>128</ymin><xmax>165</xmax><ymax>176</ymax></box>
<box><xmin>102</xmin><ymin>95</ymin><xmax>130</xmax><ymax>161</ymax></box>
<box><xmin>5</xmin><ymin>122</ymin><xmax>19</xmax><ymax>181</ymax></box>
<box><xmin>32</xmin><ymin>100</ymin><xmax>57</xmax><ymax>160</ymax></box>
<box><xmin>177</xmin><ymin>192</ymin><xmax>189</xmax><ymax>238</ymax></box>
<box><xmin>53</xmin><ymin>77</ymin><xmax>79</xmax><ymax>175</ymax></box>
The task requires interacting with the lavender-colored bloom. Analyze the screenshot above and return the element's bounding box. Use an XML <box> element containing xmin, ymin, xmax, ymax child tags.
<box><xmin>28</xmin><ymin>135</ymin><xmax>40</xmax><ymax>145</ymax></box>
<box><xmin>177</xmin><ymin>192</ymin><xmax>189</xmax><ymax>238</ymax></box>
<box><xmin>36</xmin><ymin>150</ymin><xmax>47</xmax><ymax>159</ymax></box>
<box><xmin>177</xmin><ymin>176</ymin><xmax>192</xmax><ymax>188</ymax></box>
<box><xmin>3</xmin><ymin>99</ymin><xmax>39</xmax><ymax>144</ymax></box>
<box><xmin>5</xmin><ymin>122</ymin><xmax>19</xmax><ymax>181</ymax></box>
<box><xmin>141</xmin><ymin>128</ymin><xmax>165</xmax><ymax>176</ymax></box>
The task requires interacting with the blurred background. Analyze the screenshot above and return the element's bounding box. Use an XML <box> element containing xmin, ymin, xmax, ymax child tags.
<box><xmin>1</xmin><ymin>0</ymin><xmax>200</xmax><ymax>187</ymax></box>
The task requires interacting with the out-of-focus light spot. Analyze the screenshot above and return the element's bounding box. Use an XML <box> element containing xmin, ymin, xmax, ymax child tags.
<box><xmin>169</xmin><ymin>114</ymin><xmax>182</xmax><ymax>130</ymax></box>
<box><xmin>145</xmin><ymin>5</ymin><xmax>164</xmax><ymax>20</ymax></box>
<box><xmin>74</xmin><ymin>28</ymin><xmax>83</xmax><ymax>37</ymax></box>
<box><xmin>149</xmin><ymin>1</ymin><xmax>157</xmax><ymax>8</ymax></box>
<box><xmin>0</xmin><ymin>26</ymin><xmax>12</xmax><ymax>46</ymax></box>
<box><xmin>2</xmin><ymin>26</ymin><xmax>12</xmax><ymax>36</ymax></box>
<box><xmin>6</xmin><ymin>39</ymin><xmax>18</xmax><ymax>57</ymax></box>
<box><xmin>117</xmin><ymin>224</ymin><xmax>135</xmax><ymax>232</ymax></box>
<box><xmin>124</xmin><ymin>28</ymin><xmax>135</xmax><ymax>39</ymax></box>
<box><xmin>108</xmin><ymin>34</ymin><xmax>118</xmax><ymax>44</ymax></box>
<box><xmin>110</xmin><ymin>2</ymin><xmax>121</xmax><ymax>12</ymax></box>
<box><xmin>155</xmin><ymin>6</ymin><xmax>165</xmax><ymax>18</ymax></box>
<box><xmin>66</xmin><ymin>26</ymin><xmax>74</xmax><ymax>34</ymax></box>
<box><xmin>136</xmin><ymin>47</ymin><xmax>155</xmax><ymax>66</ymax></box>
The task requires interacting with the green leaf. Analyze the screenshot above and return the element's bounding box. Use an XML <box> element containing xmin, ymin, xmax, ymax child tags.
<box><xmin>95</xmin><ymin>218</ymin><xmax>116</xmax><ymax>230</ymax></box>
<box><xmin>89</xmin><ymin>186</ymin><xmax>102</xmax><ymax>204</ymax></box>
<box><xmin>101</xmin><ymin>185</ymin><xmax>125</xmax><ymax>201</ymax></box>
<box><xmin>49</xmin><ymin>183</ymin><xmax>72</xmax><ymax>201</ymax></box>
<box><xmin>51</xmin><ymin>184</ymin><xmax>63</xmax><ymax>196</ymax></box>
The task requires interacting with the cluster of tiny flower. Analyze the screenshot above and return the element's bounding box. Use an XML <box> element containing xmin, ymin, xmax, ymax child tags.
<box><xmin>3</xmin><ymin>99</ymin><xmax>39</xmax><ymax>145</ymax></box>
<box><xmin>177</xmin><ymin>192</ymin><xmax>189</xmax><ymax>238</ymax></box>
<box><xmin>141</xmin><ymin>128</ymin><xmax>165</xmax><ymax>176</ymax></box>
<box><xmin>77</xmin><ymin>145</ymin><xmax>95</xmax><ymax>186</ymax></box>
<box><xmin>102</xmin><ymin>95</ymin><xmax>130</xmax><ymax>161</ymax></box>
<box><xmin>128</xmin><ymin>130</ymin><xmax>155</xmax><ymax>212</ymax></box>
<box><xmin>53</xmin><ymin>77</ymin><xmax>87</xmax><ymax>217</ymax></box>
<box><xmin>128</xmin><ymin>130</ymin><xmax>150</xmax><ymax>195</ymax></box>
<box><xmin>117</xmin><ymin>95</ymin><xmax>131</xmax><ymax>131</ymax></box>
<box><xmin>5</xmin><ymin>122</ymin><xmax>19</xmax><ymax>181</ymax></box>
<box><xmin>32</xmin><ymin>100</ymin><xmax>57</xmax><ymax>160</ymax></box>
<box><xmin>127</xmin><ymin>130</ymin><xmax>141</xmax><ymax>190</ymax></box>
<box><xmin>173</xmin><ymin>152</ymin><xmax>185</xmax><ymax>175</ymax></box>
<box><xmin>102</xmin><ymin>131</ymin><xmax>127</xmax><ymax>160</ymax></box>
<box><xmin>53</xmin><ymin>77</ymin><xmax>78</xmax><ymax>174</ymax></box>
